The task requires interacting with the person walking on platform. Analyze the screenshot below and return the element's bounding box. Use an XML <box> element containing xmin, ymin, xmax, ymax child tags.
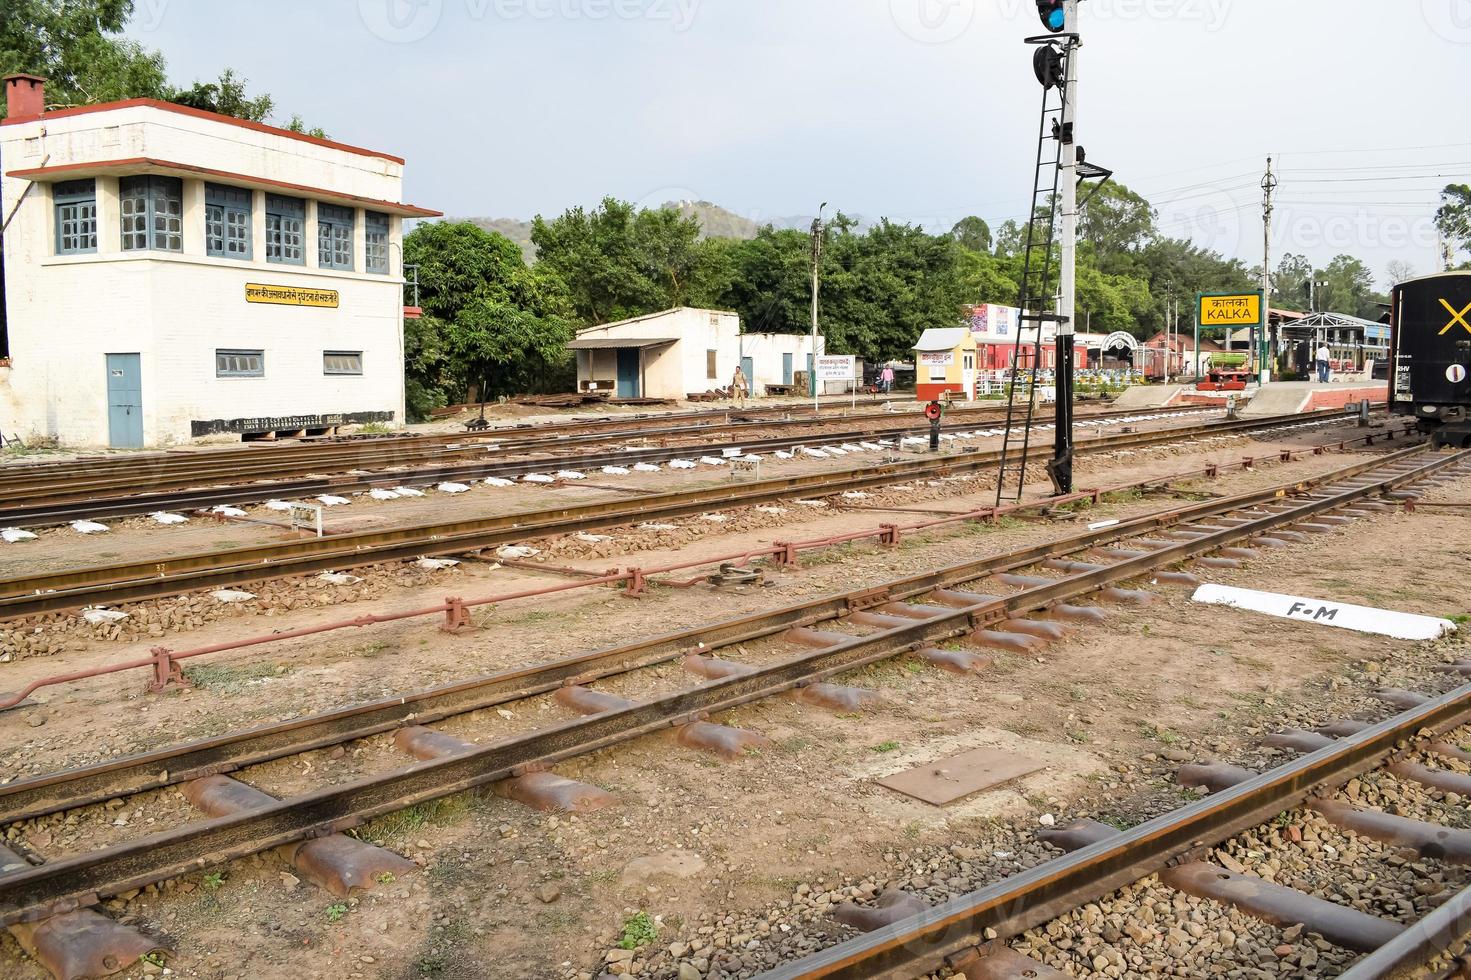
<box><xmin>1315</xmin><ymin>342</ymin><xmax>1332</xmax><ymax>384</ymax></box>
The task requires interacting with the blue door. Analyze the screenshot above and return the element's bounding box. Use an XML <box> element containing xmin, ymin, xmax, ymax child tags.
<box><xmin>741</xmin><ymin>356</ymin><xmax>755</xmax><ymax>395</ymax></box>
<box><xmin>615</xmin><ymin>348</ymin><xmax>640</xmax><ymax>398</ymax></box>
<box><xmin>782</xmin><ymin>353</ymin><xmax>794</xmax><ymax>385</ymax></box>
<box><xmin>106</xmin><ymin>353</ymin><xmax>143</xmax><ymax>448</ymax></box>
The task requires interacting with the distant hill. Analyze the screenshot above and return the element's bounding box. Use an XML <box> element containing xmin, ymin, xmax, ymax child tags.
<box><xmin>663</xmin><ymin>200</ymin><xmax>760</xmax><ymax>240</ymax></box>
<box><xmin>464</xmin><ymin>217</ymin><xmax>536</xmax><ymax>264</ymax></box>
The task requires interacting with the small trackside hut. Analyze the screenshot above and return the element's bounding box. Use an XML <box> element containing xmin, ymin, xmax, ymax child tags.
<box><xmin>912</xmin><ymin>328</ymin><xmax>978</xmax><ymax>403</ymax></box>
<box><xmin>567</xmin><ymin>308</ymin><xmax>819</xmax><ymax>400</ymax></box>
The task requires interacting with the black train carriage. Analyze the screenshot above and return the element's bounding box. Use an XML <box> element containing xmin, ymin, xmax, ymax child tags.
<box><xmin>1390</xmin><ymin>271</ymin><xmax>1471</xmax><ymax>446</ymax></box>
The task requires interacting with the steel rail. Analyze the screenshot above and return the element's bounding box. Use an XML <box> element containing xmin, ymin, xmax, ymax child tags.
<box><xmin>0</xmin><ymin>401</ymin><xmax>1148</xmax><ymax>495</ymax></box>
<box><xmin>0</xmin><ymin>404</ymin><xmax>792</xmax><ymax>481</ymax></box>
<box><xmin>0</xmin><ymin>406</ymin><xmax>1207</xmax><ymax>527</ymax></box>
<box><xmin>1337</xmin><ymin>883</ymin><xmax>1471</xmax><ymax>979</ymax></box>
<box><xmin>0</xmin><ymin>410</ymin><xmax>1368</xmax><ymax>619</ymax></box>
<box><xmin>759</xmin><ymin>680</ymin><xmax>1471</xmax><ymax>980</ymax></box>
<box><xmin>0</xmin><ymin>444</ymin><xmax>1458</xmax><ymax>927</ymax></box>
<box><xmin>0</xmin><ymin>424</ymin><xmax>1407</xmax><ymax>732</ymax></box>
<box><xmin>0</xmin><ymin>445</ymin><xmax>1410</xmax><ymax>823</ymax></box>
<box><xmin>0</xmin><ymin>399</ymin><xmax>865</xmax><ymax>482</ymax></box>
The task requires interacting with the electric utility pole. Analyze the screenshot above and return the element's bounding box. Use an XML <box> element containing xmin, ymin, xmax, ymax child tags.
<box><xmin>1261</xmin><ymin>156</ymin><xmax>1277</xmax><ymax>384</ymax></box>
<box><xmin>810</xmin><ymin>202</ymin><xmax>826</xmax><ymax>413</ymax></box>
<box><xmin>1053</xmin><ymin>0</ymin><xmax>1080</xmax><ymax>492</ymax></box>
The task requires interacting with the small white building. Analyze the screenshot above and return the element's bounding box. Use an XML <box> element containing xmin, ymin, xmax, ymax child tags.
<box><xmin>568</xmin><ymin>307</ymin><xmax>820</xmax><ymax>399</ymax></box>
<box><xmin>0</xmin><ymin>74</ymin><xmax>440</xmax><ymax>447</ymax></box>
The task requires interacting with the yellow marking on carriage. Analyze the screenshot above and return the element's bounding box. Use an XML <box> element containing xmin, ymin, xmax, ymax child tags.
<box><xmin>1439</xmin><ymin>298</ymin><xmax>1471</xmax><ymax>336</ymax></box>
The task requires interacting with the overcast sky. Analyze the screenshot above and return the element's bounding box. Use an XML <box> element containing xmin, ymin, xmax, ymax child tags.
<box><xmin>128</xmin><ymin>0</ymin><xmax>1471</xmax><ymax>286</ymax></box>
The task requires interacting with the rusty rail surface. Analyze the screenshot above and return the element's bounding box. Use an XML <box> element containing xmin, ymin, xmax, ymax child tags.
<box><xmin>0</xmin><ymin>405</ymin><xmax>1212</xmax><ymax>527</ymax></box>
<box><xmin>0</xmin><ymin>401</ymin><xmax>1172</xmax><ymax>499</ymax></box>
<box><xmin>0</xmin><ymin>410</ymin><xmax>1380</xmax><ymax>620</ymax></box>
<box><xmin>0</xmin><ymin>423</ymin><xmax>1409</xmax><ymax>722</ymax></box>
<box><xmin>0</xmin><ymin>398</ymin><xmax>896</xmax><ymax>484</ymax></box>
<box><xmin>0</xmin><ymin>443</ymin><xmax>1458</xmax><ymax>927</ymax></box>
<box><xmin>759</xmin><ymin>681</ymin><xmax>1471</xmax><ymax>980</ymax></box>
<box><xmin>1337</xmin><ymin>881</ymin><xmax>1471</xmax><ymax>979</ymax></box>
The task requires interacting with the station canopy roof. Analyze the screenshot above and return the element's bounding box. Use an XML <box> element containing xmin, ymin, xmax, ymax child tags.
<box><xmin>1287</xmin><ymin>311</ymin><xmax>1383</xmax><ymax>330</ymax></box>
<box><xmin>1281</xmin><ymin>311</ymin><xmax>1391</xmax><ymax>342</ymax></box>
<box><xmin>565</xmin><ymin>337</ymin><xmax>679</xmax><ymax>350</ymax></box>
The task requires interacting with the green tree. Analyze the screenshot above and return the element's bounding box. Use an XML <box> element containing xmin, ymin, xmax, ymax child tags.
<box><xmin>1</xmin><ymin>3</ymin><xmax>322</xmax><ymax>130</ymax></box>
<box><xmin>993</xmin><ymin>219</ymin><xmax>1025</xmax><ymax>258</ymax></box>
<box><xmin>719</xmin><ymin>227</ymin><xmax>814</xmax><ymax>334</ymax></box>
<box><xmin>1132</xmin><ymin>237</ymin><xmax>1253</xmax><ymax>333</ymax></box>
<box><xmin>168</xmin><ymin>68</ymin><xmax>273</xmax><ymax>121</ymax></box>
<box><xmin>0</xmin><ymin>1</ymin><xmax>167</xmax><ymax>115</ymax></box>
<box><xmin>285</xmin><ymin>114</ymin><xmax>330</xmax><ymax>140</ymax></box>
<box><xmin>955</xmin><ymin>247</ymin><xmax>1020</xmax><ymax>308</ymax></box>
<box><xmin>1318</xmin><ymin>254</ymin><xmax>1377</xmax><ymax>319</ymax></box>
<box><xmin>1272</xmin><ymin>253</ymin><xmax>1315</xmax><ymax>310</ymax></box>
<box><xmin>950</xmin><ymin>216</ymin><xmax>993</xmax><ymax>253</ymax></box>
<box><xmin>1079</xmin><ymin>182</ymin><xmax>1157</xmax><ymax>273</ymax></box>
<box><xmin>531</xmin><ymin>197</ymin><xmax>728</xmax><ymax>325</ymax></box>
<box><xmin>1436</xmin><ymin>184</ymin><xmax>1471</xmax><ymax>267</ymax></box>
<box><xmin>403</xmin><ymin>222</ymin><xmax>576</xmax><ymax>413</ymax></box>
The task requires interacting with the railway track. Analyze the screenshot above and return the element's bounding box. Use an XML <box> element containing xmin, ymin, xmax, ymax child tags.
<box><xmin>760</xmin><ymin>678</ymin><xmax>1471</xmax><ymax>980</ymax></box>
<box><xmin>0</xmin><ymin>405</ymin><xmax>1210</xmax><ymax>529</ymax></box>
<box><xmin>0</xmin><ymin>442</ymin><xmax>1464</xmax><ymax>979</ymax></box>
<box><xmin>0</xmin><ymin>402</ymin><xmax>1172</xmax><ymax>509</ymax></box>
<box><xmin>0</xmin><ymin>409</ymin><xmax>1378</xmax><ymax>619</ymax></box>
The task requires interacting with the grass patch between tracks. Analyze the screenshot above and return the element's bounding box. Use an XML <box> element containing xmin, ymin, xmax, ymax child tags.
<box><xmin>182</xmin><ymin>661</ymin><xmax>292</xmax><ymax>694</ymax></box>
<box><xmin>357</xmin><ymin>791</ymin><xmax>480</xmax><ymax>846</ymax></box>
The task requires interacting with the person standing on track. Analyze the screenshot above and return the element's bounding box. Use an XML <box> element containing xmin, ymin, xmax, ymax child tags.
<box><xmin>731</xmin><ymin>364</ymin><xmax>749</xmax><ymax>405</ymax></box>
<box><xmin>1315</xmin><ymin>342</ymin><xmax>1332</xmax><ymax>384</ymax></box>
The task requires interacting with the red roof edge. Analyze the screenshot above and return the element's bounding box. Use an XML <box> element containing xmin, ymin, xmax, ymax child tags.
<box><xmin>0</xmin><ymin>98</ymin><xmax>406</xmax><ymax>165</ymax></box>
<box><xmin>4</xmin><ymin>157</ymin><xmax>441</xmax><ymax>218</ymax></box>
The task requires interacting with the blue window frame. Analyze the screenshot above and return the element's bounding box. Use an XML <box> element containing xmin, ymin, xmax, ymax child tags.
<box><xmin>365</xmin><ymin>211</ymin><xmax>390</xmax><ymax>275</ymax></box>
<box><xmin>216</xmin><ymin>349</ymin><xmax>264</xmax><ymax>378</ymax></box>
<box><xmin>265</xmin><ymin>195</ymin><xmax>305</xmax><ymax>265</ymax></box>
<box><xmin>317</xmin><ymin>204</ymin><xmax>354</xmax><ymax>271</ymax></box>
<box><xmin>205</xmin><ymin>184</ymin><xmax>252</xmax><ymax>260</ymax></box>
<box><xmin>54</xmin><ymin>179</ymin><xmax>98</xmax><ymax>255</ymax></box>
<box><xmin>119</xmin><ymin>176</ymin><xmax>183</xmax><ymax>252</ymax></box>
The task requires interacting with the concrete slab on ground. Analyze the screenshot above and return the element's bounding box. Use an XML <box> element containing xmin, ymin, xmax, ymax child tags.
<box><xmin>1111</xmin><ymin>385</ymin><xmax>1187</xmax><ymax>410</ymax></box>
<box><xmin>1241</xmin><ymin>382</ymin><xmax>1387</xmax><ymax>417</ymax></box>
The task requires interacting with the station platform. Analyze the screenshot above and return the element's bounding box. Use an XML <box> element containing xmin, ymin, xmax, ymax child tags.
<box><xmin>1239</xmin><ymin>381</ymin><xmax>1388</xmax><ymax>418</ymax></box>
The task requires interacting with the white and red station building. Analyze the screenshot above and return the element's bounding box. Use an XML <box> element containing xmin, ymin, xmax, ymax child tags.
<box><xmin>0</xmin><ymin>73</ymin><xmax>439</xmax><ymax>447</ymax></box>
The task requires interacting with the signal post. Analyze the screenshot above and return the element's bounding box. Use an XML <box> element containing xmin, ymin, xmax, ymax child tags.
<box><xmin>1037</xmin><ymin>0</ymin><xmax>1080</xmax><ymax>494</ymax></box>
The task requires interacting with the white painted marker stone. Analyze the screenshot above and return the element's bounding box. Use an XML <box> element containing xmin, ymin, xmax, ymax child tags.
<box><xmin>1192</xmin><ymin>584</ymin><xmax>1455</xmax><ymax>641</ymax></box>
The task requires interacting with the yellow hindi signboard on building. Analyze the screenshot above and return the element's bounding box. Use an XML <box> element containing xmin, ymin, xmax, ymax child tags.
<box><xmin>1198</xmin><ymin>292</ymin><xmax>1262</xmax><ymax>328</ymax></box>
<box><xmin>245</xmin><ymin>283</ymin><xmax>340</xmax><ymax>309</ymax></box>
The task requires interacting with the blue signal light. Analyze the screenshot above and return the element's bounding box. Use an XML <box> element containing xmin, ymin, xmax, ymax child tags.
<box><xmin>1046</xmin><ymin>8</ymin><xmax>1065</xmax><ymax>29</ymax></box>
